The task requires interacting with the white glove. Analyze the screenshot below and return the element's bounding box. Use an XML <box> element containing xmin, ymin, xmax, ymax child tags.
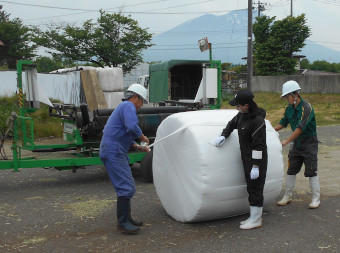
<box><xmin>250</xmin><ymin>166</ymin><xmax>259</xmax><ymax>180</ymax></box>
<box><xmin>215</xmin><ymin>136</ymin><xmax>225</xmax><ymax>147</ymax></box>
<box><xmin>141</xmin><ymin>141</ymin><xmax>151</xmax><ymax>152</ymax></box>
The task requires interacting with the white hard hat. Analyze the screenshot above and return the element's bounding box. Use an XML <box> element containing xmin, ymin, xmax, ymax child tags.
<box><xmin>126</xmin><ymin>83</ymin><xmax>148</xmax><ymax>103</ymax></box>
<box><xmin>281</xmin><ymin>80</ymin><xmax>301</xmax><ymax>97</ymax></box>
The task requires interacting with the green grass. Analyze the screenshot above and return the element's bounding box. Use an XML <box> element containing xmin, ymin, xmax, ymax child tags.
<box><xmin>221</xmin><ymin>92</ymin><xmax>340</xmax><ymax>127</ymax></box>
<box><xmin>1</xmin><ymin>92</ymin><xmax>340</xmax><ymax>139</ymax></box>
<box><xmin>30</xmin><ymin>104</ymin><xmax>63</xmax><ymax>138</ymax></box>
<box><xmin>0</xmin><ymin>95</ymin><xmax>63</xmax><ymax>139</ymax></box>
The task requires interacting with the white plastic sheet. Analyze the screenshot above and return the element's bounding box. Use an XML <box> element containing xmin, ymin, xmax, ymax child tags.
<box><xmin>96</xmin><ymin>67</ymin><xmax>124</xmax><ymax>92</ymax></box>
<box><xmin>103</xmin><ymin>91</ymin><xmax>124</xmax><ymax>109</ymax></box>
<box><xmin>25</xmin><ymin>69</ymin><xmax>53</xmax><ymax>107</ymax></box>
<box><xmin>153</xmin><ymin>109</ymin><xmax>284</xmax><ymax>223</ymax></box>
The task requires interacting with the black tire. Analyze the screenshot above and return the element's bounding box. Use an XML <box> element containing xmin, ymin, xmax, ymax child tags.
<box><xmin>140</xmin><ymin>150</ymin><xmax>153</xmax><ymax>183</ymax></box>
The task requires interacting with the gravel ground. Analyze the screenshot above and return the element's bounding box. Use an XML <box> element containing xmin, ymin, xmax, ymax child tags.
<box><xmin>0</xmin><ymin>125</ymin><xmax>339</xmax><ymax>253</ymax></box>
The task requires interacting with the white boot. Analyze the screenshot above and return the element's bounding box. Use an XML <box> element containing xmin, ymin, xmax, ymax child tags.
<box><xmin>277</xmin><ymin>175</ymin><xmax>296</xmax><ymax>206</ymax></box>
<box><xmin>240</xmin><ymin>217</ymin><xmax>250</xmax><ymax>225</ymax></box>
<box><xmin>239</xmin><ymin>206</ymin><xmax>262</xmax><ymax>230</ymax></box>
<box><xmin>309</xmin><ymin>176</ymin><xmax>320</xmax><ymax>209</ymax></box>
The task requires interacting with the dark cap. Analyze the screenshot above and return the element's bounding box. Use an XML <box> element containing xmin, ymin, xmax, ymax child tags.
<box><xmin>229</xmin><ymin>90</ymin><xmax>254</xmax><ymax>106</ymax></box>
<box><xmin>121</xmin><ymin>91</ymin><xmax>134</xmax><ymax>101</ymax></box>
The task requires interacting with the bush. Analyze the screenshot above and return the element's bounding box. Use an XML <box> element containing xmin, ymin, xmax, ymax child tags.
<box><xmin>0</xmin><ymin>94</ymin><xmax>63</xmax><ymax>139</ymax></box>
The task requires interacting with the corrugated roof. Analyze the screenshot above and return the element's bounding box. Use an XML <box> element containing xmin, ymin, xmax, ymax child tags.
<box><xmin>300</xmin><ymin>69</ymin><xmax>340</xmax><ymax>76</ymax></box>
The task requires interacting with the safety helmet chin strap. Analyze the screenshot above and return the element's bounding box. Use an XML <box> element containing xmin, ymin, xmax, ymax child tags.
<box><xmin>293</xmin><ymin>93</ymin><xmax>297</xmax><ymax>105</ymax></box>
<box><xmin>291</xmin><ymin>91</ymin><xmax>300</xmax><ymax>105</ymax></box>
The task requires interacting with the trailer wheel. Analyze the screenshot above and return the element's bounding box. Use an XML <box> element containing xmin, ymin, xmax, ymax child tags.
<box><xmin>141</xmin><ymin>150</ymin><xmax>153</xmax><ymax>183</ymax></box>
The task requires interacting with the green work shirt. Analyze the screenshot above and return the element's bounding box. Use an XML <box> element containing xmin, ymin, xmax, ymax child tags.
<box><xmin>279</xmin><ymin>98</ymin><xmax>317</xmax><ymax>146</ymax></box>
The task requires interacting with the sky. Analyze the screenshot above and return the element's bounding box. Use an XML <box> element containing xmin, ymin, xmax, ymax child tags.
<box><xmin>1</xmin><ymin>0</ymin><xmax>340</xmax><ymax>54</ymax></box>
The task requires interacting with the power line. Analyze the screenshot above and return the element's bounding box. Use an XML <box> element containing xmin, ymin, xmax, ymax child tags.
<box><xmin>313</xmin><ymin>0</ymin><xmax>340</xmax><ymax>6</ymax></box>
<box><xmin>0</xmin><ymin>0</ymin><xmax>239</xmax><ymax>16</ymax></box>
<box><xmin>147</xmin><ymin>39</ymin><xmax>340</xmax><ymax>51</ymax></box>
<box><xmin>146</xmin><ymin>45</ymin><xmax>247</xmax><ymax>50</ymax></box>
<box><xmin>313</xmin><ymin>0</ymin><xmax>340</xmax><ymax>5</ymax></box>
<box><xmin>0</xmin><ymin>0</ymin><xmax>248</xmax><ymax>31</ymax></box>
<box><xmin>153</xmin><ymin>41</ymin><xmax>248</xmax><ymax>47</ymax></box>
<box><xmin>0</xmin><ymin>0</ymin><xmax>171</xmax><ymax>11</ymax></box>
<box><xmin>23</xmin><ymin>9</ymin><xmax>242</xmax><ymax>22</ymax></box>
<box><xmin>270</xmin><ymin>0</ymin><xmax>290</xmax><ymax>7</ymax></box>
<box><xmin>155</xmin><ymin>30</ymin><xmax>247</xmax><ymax>35</ymax></box>
<box><xmin>26</xmin><ymin>22</ymin><xmax>247</xmax><ymax>35</ymax></box>
<box><xmin>138</xmin><ymin>0</ymin><xmax>212</xmax><ymax>12</ymax></box>
<box><xmin>0</xmin><ymin>0</ymin><xmax>97</xmax><ymax>11</ymax></box>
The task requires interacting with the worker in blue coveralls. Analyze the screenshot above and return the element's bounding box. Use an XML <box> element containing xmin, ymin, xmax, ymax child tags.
<box><xmin>215</xmin><ymin>90</ymin><xmax>268</xmax><ymax>230</ymax></box>
<box><xmin>100</xmin><ymin>83</ymin><xmax>150</xmax><ymax>234</ymax></box>
<box><xmin>274</xmin><ymin>80</ymin><xmax>320</xmax><ymax>209</ymax></box>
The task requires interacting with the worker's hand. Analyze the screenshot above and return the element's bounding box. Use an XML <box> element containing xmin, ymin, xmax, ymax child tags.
<box><xmin>214</xmin><ymin>136</ymin><xmax>225</xmax><ymax>147</ymax></box>
<box><xmin>140</xmin><ymin>145</ymin><xmax>151</xmax><ymax>152</ymax></box>
<box><xmin>133</xmin><ymin>143</ymin><xmax>150</xmax><ymax>152</ymax></box>
<box><xmin>250</xmin><ymin>166</ymin><xmax>259</xmax><ymax>180</ymax></box>
<box><xmin>281</xmin><ymin>140</ymin><xmax>289</xmax><ymax>146</ymax></box>
<box><xmin>140</xmin><ymin>141</ymin><xmax>151</xmax><ymax>152</ymax></box>
<box><xmin>139</xmin><ymin>134</ymin><xmax>149</xmax><ymax>144</ymax></box>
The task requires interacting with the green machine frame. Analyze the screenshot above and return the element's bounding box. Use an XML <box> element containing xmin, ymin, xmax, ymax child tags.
<box><xmin>0</xmin><ymin>60</ymin><xmax>146</xmax><ymax>172</ymax></box>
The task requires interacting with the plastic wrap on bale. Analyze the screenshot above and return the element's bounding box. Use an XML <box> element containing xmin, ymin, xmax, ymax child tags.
<box><xmin>96</xmin><ymin>67</ymin><xmax>124</xmax><ymax>92</ymax></box>
<box><xmin>152</xmin><ymin>109</ymin><xmax>284</xmax><ymax>223</ymax></box>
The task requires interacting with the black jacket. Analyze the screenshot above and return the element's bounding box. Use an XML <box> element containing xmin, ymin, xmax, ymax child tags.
<box><xmin>221</xmin><ymin>108</ymin><xmax>267</xmax><ymax>172</ymax></box>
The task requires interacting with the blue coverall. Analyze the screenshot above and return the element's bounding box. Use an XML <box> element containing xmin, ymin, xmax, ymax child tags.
<box><xmin>100</xmin><ymin>101</ymin><xmax>142</xmax><ymax>198</ymax></box>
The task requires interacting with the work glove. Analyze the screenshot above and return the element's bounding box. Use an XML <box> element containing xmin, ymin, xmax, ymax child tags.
<box><xmin>250</xmin><ymin>166</ymin><xmax>259</xmax><ymax>180</ymax></box>
<box><xmin>215</xmin><ymin>136</ymin><xmax>225</xmax><ymax>147</ymax></box>
<box><xmin>141</xmin><ymin>141</ymin><xmax>151</xmax><ymax>152</ymax></box>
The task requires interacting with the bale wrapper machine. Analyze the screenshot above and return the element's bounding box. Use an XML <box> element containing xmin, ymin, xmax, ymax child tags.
<box><xmin>0</xmin><ymin>59</ymin><xmax>221</xmax><ymax>182</ymax></box>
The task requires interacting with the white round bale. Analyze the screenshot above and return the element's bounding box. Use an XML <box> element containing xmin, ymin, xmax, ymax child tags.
<box><xmin>103</xmin><ymin>91</ymin><xmax>124</xmax><ymax>109</ymax></box>
<box><xmin>96</xmin><ymin>67</ymin><xmax>124</xmax><ymax>92</ymax></box>
<box><xmin>153</xmin><ymin>109</ymin><xmax>284</xmax><ymax>223</ymax></box>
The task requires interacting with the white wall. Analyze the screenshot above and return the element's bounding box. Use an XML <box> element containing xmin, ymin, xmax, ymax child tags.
<box><xmin>1</xmin><ymin>71</ymin><xmax>17</xmax><ymax>96</ymax></box>
<box><xmin>252</xmin><ymin>75</ymin><xmax>340</xmax><ymax>94</ymax></box>
<box><xmin>1</xmin><ymin>70</ymin><xmax>81</xmax><ymax>105</ymax></box>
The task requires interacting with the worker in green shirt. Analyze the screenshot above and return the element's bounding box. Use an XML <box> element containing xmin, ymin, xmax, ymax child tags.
<box><xmin>274</xmin><ymin>80</ymin><xmax>320</xmax><ymax>209</ymax></box>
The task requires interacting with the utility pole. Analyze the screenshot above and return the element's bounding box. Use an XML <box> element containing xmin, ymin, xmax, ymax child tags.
<box><xmin>256</xmin><ymin>1</ymin><xmax>267</xmax><ymax>17</ymax></box>
<box><xmin>247</xmin><ymin>0</ymin><xmax>253</xmax><ymax>92</ymax></box>
<box><xmin>291</xmin><ymin>0</ymin><xmax>293</xmax><ymax>17</ymax></box>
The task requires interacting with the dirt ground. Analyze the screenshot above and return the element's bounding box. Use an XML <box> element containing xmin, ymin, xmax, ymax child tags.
<box><xmin>0</xmin><ymin>125</ymin><xmax>339</xmax><ymax>252</ymax></box>
<box><xmin>279</xmin><ymin>125</ymin><xmax>340</xmax><ymax>197</ymax></box>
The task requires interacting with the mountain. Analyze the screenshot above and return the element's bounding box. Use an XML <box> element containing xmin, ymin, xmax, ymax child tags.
<box><xmin>301</xmin><ymin>40</ymin><xmax>340</xmax><ymax>63</ymax></box>
<box><xmin>142</xmin><ymin>10</ymin><xmax>340</xmax><ymax>64</ymax></box>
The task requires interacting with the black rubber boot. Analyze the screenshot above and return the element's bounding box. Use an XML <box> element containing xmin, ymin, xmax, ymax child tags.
<box><xmin>128</xmin><ymin>199</ymin><xmax>143</xmax><ymax>226</ymax></box>
<box><xmin>117</xmin><ymin>197</ymin><xmax>140</xmax><ymax>234</ymax></box>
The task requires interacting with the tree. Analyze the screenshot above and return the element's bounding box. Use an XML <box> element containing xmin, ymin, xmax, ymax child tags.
<box><xmin>300</xmin><ymin>58</ymin><xmax>310</xmax><ymax>69</ymax></box>
<box><xmin>35</xmin><ymin>56</ymin><xmax>64</xmax><ymax>73</ymax></box>
<box><xmin>221</xmin><ymin>62</ymin><xmax>232</xmax><ymax>70</ymax></box>
<box><xmin>253</xmin><ymin>14</ymin><xmax>311</xmax><ymax>76</ymax></box>
<box><xmin>233</xmin><ymin>64</ymin><xmax>247</xmax><ymax>74</ymax></box>
<box><xmin>0</xmin><ymin>9</ymin><xmax>37</xmax><ymax>69</ymax></box>
<box><xmin>34</xmin><ymin>10</ymin><xmax>153</xmax><ymax>73</ymax></box>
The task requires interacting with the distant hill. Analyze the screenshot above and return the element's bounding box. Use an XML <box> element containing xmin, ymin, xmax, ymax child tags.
<box><xmin>142</xmin><ymin>10</ymin><xmax>340</xmax><ymax>64</ymax></box>
<box><xmin>301</xmin><ymin>40</ymin><xmax>340</xmax><ymax>63</ymax></box>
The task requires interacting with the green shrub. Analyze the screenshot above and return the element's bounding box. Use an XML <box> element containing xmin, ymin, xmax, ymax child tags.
<box><xmin>0</xmin><ymin>94</ymin><xmax>62</xmax><ymax>139</ymax></box>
